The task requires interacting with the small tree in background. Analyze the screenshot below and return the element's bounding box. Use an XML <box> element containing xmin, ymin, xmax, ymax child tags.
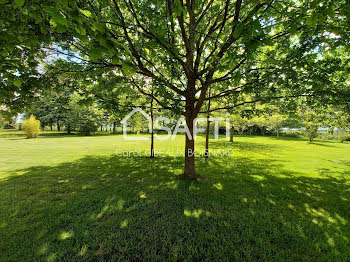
<box><xmin>302</xmin><ymin>111</ymin><xmax>321</xmax><ymax>143</ymax></box>
<box><xmin>22</xmin><ymin>115</ymin><xmax>40</xmax><ymax>138</ymax></box>
<box><xmin>266</xmin><ymin>114</ymin><xmax>287</xmax><ymax>138</ymax></box>
<box><xmin>229</xmin><ymin>115</ymin><xmax>249</xmax><ymax>142</ymax></box>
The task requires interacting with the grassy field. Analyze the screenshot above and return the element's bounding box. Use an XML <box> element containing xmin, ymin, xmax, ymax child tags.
<box><xmin>0</xmin><ymin>129</ymin><xmax>349</xmax><ymax>261</ymax></box>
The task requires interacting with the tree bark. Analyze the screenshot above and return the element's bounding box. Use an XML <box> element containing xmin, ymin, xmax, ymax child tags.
<box><xmin>204</xmin><ymin>90</ymin><xmax>211</xmax><ymax>158</ymax></box>
<box><xmin>100</xmin><ymin>125</ymin><xmax>103</xmax><ymax>132</ymax></box>
<box><xmin>67</xmin><ymin>125</ymin><xmax>71</xmax><ymax>134</ymax></box>
<box><xmin>57</xmin><ymin>120</ymin><xmax>61</xmax><ymax>131</ymax></box>
<box><xmin>230</xmin><ymin>126</ymin><xmax>234</xmax><ymax>142</ymax></box>
<box><xmin>150</xmin><ymin>94</ymin><xmax>155</xmax><ymax>158</ymax></box>
<box><xmin>113</xmin><ymin>122</ymin><xmax>117</xmax><ymax>134</ymax></box>
<box><xmin>184</xmin><ymin>119</ymin><xmax>197</xmax><ymax>179</ymax></box>
<box><xmin>183</xmin><ymin>97</ymin><xmax>198</xmax><ymax>180</ymax></box>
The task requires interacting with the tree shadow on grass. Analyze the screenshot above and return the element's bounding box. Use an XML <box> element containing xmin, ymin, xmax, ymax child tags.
<box><xmin>0</xmin><ymin>155</ymin><xmax>350</xmax><ymax>261</ymax></box>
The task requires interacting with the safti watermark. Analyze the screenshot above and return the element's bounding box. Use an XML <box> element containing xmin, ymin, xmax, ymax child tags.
<box><xmin>120</xmin><ymin>107</ymin><xmax>231</xmax><ymax>141</ymax></box>
<box><xmin>115</xmin><ymin>149</ymin><xmax>234</xmax><ymax>157</ymax></box>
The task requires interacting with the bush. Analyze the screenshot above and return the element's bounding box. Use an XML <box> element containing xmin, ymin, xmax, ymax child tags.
<box><xmin>22</xmin><ymin>115</ymin><xmax>40</xmax><ymax>138</ymax></box>
<box><xmin>75</xmin><ymin>110</ymin><xmax>99</xmax><ymax>136</ymax></box>
<box><xmin>336</xmin><ymin>131</ymin><xmax>350</xmax><ymax>143</ymax></box>
<box><xmin>77</xmin><ymin>120</ymin><xmax>98</xmax><ymax>136</ymax></box>
<box><xmin>283</xmin><ymin>130</ymin><xmax>301</xmax><ymax>137</ymax></box>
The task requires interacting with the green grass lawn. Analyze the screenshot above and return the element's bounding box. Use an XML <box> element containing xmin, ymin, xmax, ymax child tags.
<box><xmin>0</xmin><ymin>129</ymin><xmax>349</xmax><ymax>261</ymax></box>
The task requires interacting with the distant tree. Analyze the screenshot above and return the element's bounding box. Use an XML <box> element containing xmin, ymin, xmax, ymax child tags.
<box><xmin>229</xmin><ymin>115</ymin><xmax>249</xmax><ymax>141</ymax></box>
<box><xmin>302</xmin><ymin>111</ymin><xmax>322</xmax><ymax>143</ymax></box>
<box><xmin>266</xmin><ymin>114</ymin><xmax>287</xmax><ymax>138</ymax></box>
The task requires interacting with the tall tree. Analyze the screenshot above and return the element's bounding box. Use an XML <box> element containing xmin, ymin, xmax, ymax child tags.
<box><xmin>3</xmin><ymin>0</ymin><xmax>350</xmax><ymax>179</ymax></box>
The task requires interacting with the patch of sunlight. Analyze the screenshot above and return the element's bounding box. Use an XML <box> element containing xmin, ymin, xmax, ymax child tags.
<box><xmin>120</xmin><ymin>219</ymin><xmax>128</xmax><ymax>229</ymax></box>
<box><xmin>189</xmin><ymin>183</ymin><xmax>199</xmax><ymax>191</ymax></box>
<box><xmin>116</xmin><ymin>199</ymin><xmax>125</xmax><ymax>210</ymax></box>
<box><xmin>288</xmin><ymin>204</ymin><xmax>297</xmax><ymax>211</ymax></box>
<box><xmin>241</xmin><ymin>197</ymin><xmax>248</xmax><ymax>203</ymax></box>
<box><xmin>251</xmin><ymin>175</ymin><xmax>266</xmax><ymax>181</ymax></box>
<box><xmin>149</xmin><ymin>180</ymin><xmax>178</xmax><ymax>190</ymax></box>
<box><xmin>0</xmin><ymin>222</ymin><xmax>7</xmax><ymax>228</ymax></box>
<box><xmin>96</xmin><ymin>205</ymin><xmax>110</xmax><ymax>220</ymax></box>
<box><xmin>340</xmin><ymin>196</ymin><xmax>348</xmax><ymax>201</ymax></box>
<box><xmin>78</xmin><ymin>245</ymin><xmax>88</xmax><ymax>256</ymax></box>
<box><xmin>305</xmin><ymin>204</ymin><xmax>347</xmax><ymax>225</ymax></box>
<box><xmin>139</xmin><ymin>192</ymin><xmax>147</xmax><ymax>199</ymax></box>
<box><xmin>37</xmin><ymin>243</ymin><xmax>49</xmax><ymax>255</ymax></box>
<box><xmin>267</xmin><ymin>198</ymin><xmax>276</xmax><ymax>205</ymax></box>
<box><xmin>213</xmin><ymin>182</ymin><xmax>223</xmax><ymax>190</ymax></box>
<box><xmin>58</xmin><ymin>179</ymin><xmax>70</xmax><ymax>183</ymax></box>
<box><xmin>96</xmin><ymin>200</ymin><xmax>124</xmax><ymax>220</ymax></box>
<box><xmin>335</xmin><ymin>214</ymin><xmax>348</xmax><ymax>225</ymax></box>
<box><xmin>47</xmin><ymin>253</ymin><xmax>57</xmax><ymax>262</ymax></box>
<box><xmin>82</xmin><ymin>184</ymin><xmax>93</xmax><ymax>190</ymax></box>
<box><xmin>184</xmin><ymin>209</ymin><xmax>211</xmax><ymax>218</ymax></box>
<box><xmin>58</xmin><ymin>231</ymin><xmax>74</xmax><ymax>240</ymax></box>
<box><xmin>326</xmin><ymin>233</ymin><xmax>336</xmax><ymax>247</ymax></box>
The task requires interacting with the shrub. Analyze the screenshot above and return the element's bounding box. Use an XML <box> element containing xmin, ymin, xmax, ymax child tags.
<box><xmin>336</xmin><ymin>131</ymin><xmax>350</xmax><ymax>143</ymax></box>
<box><xmin>284</xmin><ymin>130</ymin><xmax>301</xmax><ymax>137</ymax></box>
<box><xmin>77</xmin><ymin>119</ymin><xmax>98</xmax><ymax>136</ymax></box>
<box><xmin>304</xmin><ymin>125</ymin><xmax>318</xmax><ymax>142</ymax></box>
<box><xmin>75</xmin><ymin>109</ymin><xmax>99</xmax><ymax>136</ymax></box>
<box><xmin>22</xmin><ymin>115</ymin><xmax>40</xmax><ymax>138</ymax></box>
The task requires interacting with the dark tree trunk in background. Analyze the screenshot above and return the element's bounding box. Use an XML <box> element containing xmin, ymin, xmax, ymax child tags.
<box><xmin>113</xmin><ymin>122</ymin><xmax>117</xmax><ymax>134</ymax></box>
<box><xmin>50</xmin><ymin>124</ymin><xmax>53</xmax><ymax>131</ymax></box>
<box><xmin>67</xmin><ymin>125</ymin><xmax>71</xmax><ymax>134</ymax></box>
<box><xmin>100</xmin><ymin>125</ymin><xmax>103</xmax><ymax>132</ymax></box>
<box><xmin>57</xmin><ymin>120</ymin><xmax>61</xmax><ymax>131</ymax></box>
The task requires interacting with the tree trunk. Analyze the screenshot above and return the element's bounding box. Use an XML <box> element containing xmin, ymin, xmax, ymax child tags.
<box><xmin>204</xmin><ymin>119</ymin><xmax>210</xmax><ymax>158</ymax></box>
<box><xmin>150</xmin><ymin>95</ymin><xmax>155</xmax><ymax>158</ymax></box>
<box><xmin>100</xmin><ymin>125</ymin><xmax>103</xmax><ymax>132</ymax></box>
<box><xmin>184</xmin><ymin>123</ymin><xmax>197</xmax><ymax>179</ymax></box>
<box><xmin>57</xmin><ymin>120</ymin><xmax>61</xmax><ymax>131</ymax></box>
<box><xmin>113</xmin><ymin>122</ymin><xmax>117</xmax><ymax>134</ymax></box>
<box><xmin>50</xmin><ymin>124</ymin><xmax>53</xmax><ymax>131</ymax></box>
<box><xmin>230</xmin><ymin>126</ymin><xmax>234</xmax><ymax>142</ymax></box>
<box><xmin>183</xmin><ymin>98</ymin><xmax>198</xmax><ymax>180</ymax></box>
<box><xmin>277</xmin><ymin>129</ymin><xmax>280</xmax><ymax>138</ymax></box>
<box><xmin>204</xmin><ymin>89</ymin><xmax>211</xmax><ymax>158</ymax></box>
<box><xmin>67</xmin><ymin>125</ymin><xmax>71</xmax><ymax>134</ymax></box>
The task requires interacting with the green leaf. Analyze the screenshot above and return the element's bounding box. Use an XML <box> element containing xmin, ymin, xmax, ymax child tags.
<box><xmin>51</xmin><ymin>11</ymin><xmax>68</xmax><ymax>27</ymax></box>
<box><xmin>173</xmin><ymin>0</ymin><xmax>184</xmax><ymax>16</ymax></box>
<box><xmin>13</xmin><ymin>79</ymin><xmax>22</xmax><ymax>87</ymax></box>
<box><xmin>112</xmin><ymin>56</ymin><xmax>120</xmax><ymax>64</ymax></box>
<box><xmin>14</xmin><ymin>0</ymin><xmax>25</xmax><ymax>7</ymax></box>
<box><xmin>89</xmin><ymin>46</ymin><xmax>104</xmax><ymax>60</ymax></box>
<box><xmin>122</xmin><ymin>62</ymin><xmax>136</xmax><ymax>77</ymax></box>
<box><xmin>306</xmin><ymin>16</ymin><xmax>317</xmax><ymax>28</ymax></box>
<box><xmin>80</xmin><ymin>9</ymin><xmax>92</xmax><ymax>17</ymax></box>
<box><xmin>49</xmin><ymin>18</ymin><xmax>57</xmax><ymax>27</ymax></box>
